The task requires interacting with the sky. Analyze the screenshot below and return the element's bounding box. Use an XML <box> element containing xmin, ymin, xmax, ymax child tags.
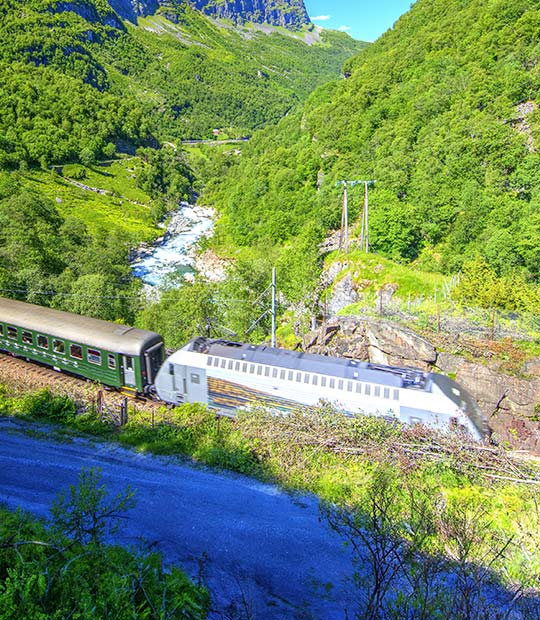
<box><xmin>303</xmin><ymin>0</ymin><xmax>414</xmax><ymax>42</ymax></box>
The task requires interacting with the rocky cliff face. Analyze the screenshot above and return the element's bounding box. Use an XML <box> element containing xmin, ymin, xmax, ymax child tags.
<box><xmin>188</xmin><ymin>0</ymin><xmax>309</xmax><ymax>29</ymax></box>
<box><xmin>105</xmin><ymin>0</ymin><xmax>310</xmax><ymax>29</ymax></box>
<box><xmin>302</xmin><ymin>318</ymin><xmax>540</xmax><ymax>454</ymax></box>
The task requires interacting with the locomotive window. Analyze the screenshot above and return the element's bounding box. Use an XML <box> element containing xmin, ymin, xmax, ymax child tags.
<box><xmin>393</xmin><ymin>389</ymin><xmax>399</xmax><ymax>401</ymax></box>
<box><xmin>191</xmin><ymin>373</ymin><xmax>200</xmax><ymax>384</ymax></box>
<box><xmin>329</xmin><ymin>378</ymin><xmax>335</xmax><ymax>389</ymax></box>
<box><xmin>221</xmin><ymin>359</ymin><xmax>227</xmax><ymax>369</ymax></box>
<box><xmin>365</xmin><ymin>384</ymin><xmax>371</xmax><ymax>396</ymax></box>
<box><xmin>383</xmin><ymin>388</ymin><xmax>390</xmax><ymax>399</ymax></box>
<box><xmin>22</xmin><ymin>331</ymin><xmax>33</xmax><ymax>344</ymax></box>
<box><xmin>312</xmin><ymin>375</ymin><xmax>318</xmax><ymax>386</ymax></box>
<box><xmin>347</xmin><ymin>381</ymin><xmax>353</xmax><ymax>392</ymax></box>
<box><xmin>108</xmin><ymin>354</ymin><xmax>116</xmax><ymax>370</ymax></box>
<box><xmin>53</xmin><ymin>339</ymin><xmax>65</xmax><ymax>354</ymax></box>
<box><xmin>374</xmin><ymin>386</ymin><xmax>381</xmax><ymax>397</ymax></box>
<box><xmin>321</xmin><ymin>377</ymin><xmax>326</xmax><ymax>387</ymax></box>
<box><xmin>7</xmin><ymin>326</ymin><xmax>17</xmax><ymax>339</ymax></box>
<box><xmin>87</xmin><ymin>349</ymin><xmax>102</xmax><ymax>365</ymax></box>
<box><xmin>338</xmin><ymin>380</ymin><xmax>344</xmax><ymax>390</ymax></box>
<box><xmin>70</xmin><ymin>344</ymin><xmax>83</xmax><ymax>360</ymax></box>
<box><xmin>37</xmin><ymin>335</ymin><xmax>48</xmax><ymax>349</ymax></box>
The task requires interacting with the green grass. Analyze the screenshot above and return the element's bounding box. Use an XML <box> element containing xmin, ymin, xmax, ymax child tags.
<box><xmin>22</xmin><ymin>162</ymin><xmax>160</xmax><ymax>241</ymax></box>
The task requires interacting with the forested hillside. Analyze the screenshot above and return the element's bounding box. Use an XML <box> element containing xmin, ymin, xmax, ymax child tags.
<box><xmin>0</xmin><ymin>0</ymin><xmax>362</xmax><ymax>321</ymax></box>
<box><xmin>207</xmin><ymin>0</ymin><xmax>540</xmax><ymax>304</ymax></box>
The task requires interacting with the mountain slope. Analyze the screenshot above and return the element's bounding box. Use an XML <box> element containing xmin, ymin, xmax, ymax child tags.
<box><xmin>109</xmin><ymin>0</ymin><xmax>309</xmax><ymax>29</ymax></box>
<box><xmin>208</xmin><ymin>0</ymin><xmax>540</xmax><ymax>283</ymax></box>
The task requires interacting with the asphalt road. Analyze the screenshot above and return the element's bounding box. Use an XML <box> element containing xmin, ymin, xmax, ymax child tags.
<box><xmin>0</xmin><ymin>418</ymin><xmax>354</xmax><ymax>619</ymax></box>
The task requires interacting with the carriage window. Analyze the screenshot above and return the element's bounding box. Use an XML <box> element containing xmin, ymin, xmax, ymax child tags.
<box><xmin>264</xmin><ymin>367</ymin><xmax>270</xmax><ymax>377</ymax></box>
<box><xmin>365</xmin><ymin>384</ymin><xmax>371</xmax><ymax>396</ymax></box>
<box><xmin>7</xmin><ymin>326</ymin><xmax>17</xmax><ymax>340</ymax></box>
<box><xmin>191</xmin><ymin>373</ymin><xmax>200</xmax><ymax>384</ymax></box>
<box><xmin>356</xmin><ymin>383</ymin><xmax>362</xmax><ymax>393</ymax></box>
<box><xmin>383</xmin><ymin>388</ymin><xmax>390</xmax><ymax>399</ymax></box>
<box><xmin>329</xmin><ymin>378</ymin><xmax>335</xmax><ymax>389</ymax></box>
<box><xmin>338</xmin><ymin>380</ymin><xmax>344</xmax><ymax>390</ymax></box>
<box><xmin>393</xmin><ymin>389</ymin><xmax>399</xmax><ymax>401</ymax></box>
<box><xmin>53</xmin><ymin>339</ymin><xmax>65</xmax><ymax>354</ymax></box>
<box><xmin>374</xmin><ymin>386</ymin><xmax>381</xmax><ymax>397</ymax></box>
<box><xmin>296</xmin><ymin>372</ymin><xmax>302</xmax><ymax>382</ymax></box>
<box><xmin>37</xmin><ymin>335</ymin><xmax>48</xmax><ymax>349</ymax></box>
<box><xmin>312</xmin><ymin>375</ymin><xmax>318</xmax><ymax>386</ymax></box>
<box><xmin>70</xmin><ymin>344</ymin><xmax>83</xmax><ymax>360</ymax></box>
<box><xmin>214</xmin><ymin>358</ymin><xmax>220</xmax><ymax>367</ymax></box>
<box><xmin>272</xmin><ymin>368</ymin><xmax>278</xmax><ymax>378</ymax></box>
<box><xmin>235</xmin><ymin>361</ymin><xmax>240</xmax><ymax>371</ymax></box>
<box><xmin>108</xmin><ymin>354</ymin><xmax>116</xmax><ymax>370</ymax></box>
<box><xmin>304</xmin><ymin>374</ymin><xmax>310</xmax><ymax>384</ymax></box>
<box><xmin>321</xmin><ymin>377</ymin><xmax>326</xmax><ymax>387</ymax></box>
<box><xmin>228</xmin><ymin>360</ymin><xmax>233</xmax><ymax>370</ymax></box>
<box><xmin>87</xmin><ymin>349</ymin><xmax>102</xmax><ymax>365</ymax></box>
<box><xmin>221</xmin><ymin>359</ymin><xmax>227</xmax><ymax>368</ymax></box>
<box><xmin>207</xmin><ymin>356</ymin><xmax>213</xmax><ymax>366</ymax></box>
<box><xmin>0</xmin><ymin>324</ymin><xmax>3</xmax><ymax>336</ymax></box>
<box><xmin>347</xmin><ymin>381</ymin><xmax>353</xmax><ymax>392</ymax></box>
<box><xmin>249</xmin><ymin>364</ymin><xmax>255</xmax><ymax>373</ymax></box>
<box><xmin>280</xmin><ymin>369</ymin><xmax>286</xmax><ymax>380</ymax></box>
<box><xmin>257</xmin><ymin>366</ymin><xmax>263</xmax><ymax>375</ymax></box>
<box><xmin>242</xmin><ymin>362</ymin><xmax>247</xmax><ymax>373</ymax></box>
<box><xmin>22</xmin><ymin>331</ymin><xmax>33</xmax><ymax>344</ymax></box>
<box><xmin>288</xmin><ymin>371</ymin><xmax>293</xmax><ymax>381</ymax></box>
<box><xmin>410</xmin><ymin>416</ymin><xmax>422</xmax><ymax>425</ymax></box>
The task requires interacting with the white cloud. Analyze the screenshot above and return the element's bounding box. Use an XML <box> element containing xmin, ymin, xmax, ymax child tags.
<box><xmin>338</xmin><ymin>25</ymin><xmax>352</xmax><ymax>31</ymax></box>
<box><xmin>311</xmin><ymin>15</ymin><xmax>331</xmax><ymax>21</ymax></box>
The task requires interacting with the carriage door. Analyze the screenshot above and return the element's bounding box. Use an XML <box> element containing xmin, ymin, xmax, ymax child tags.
<box><xmin>122</xmin><ymin>355</ymin><xmax>136</xmax><ymax>388</ymax></box>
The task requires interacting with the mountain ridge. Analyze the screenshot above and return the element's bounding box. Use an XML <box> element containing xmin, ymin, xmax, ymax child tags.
<box><xmin>106</xmin><ymin>0</ymin><xmax>310</xmax><ymax>29</ymax></box>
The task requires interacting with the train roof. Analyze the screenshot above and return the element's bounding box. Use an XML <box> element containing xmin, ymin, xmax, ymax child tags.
<box><xmin>187</xmin><ymin>338</ymin><xmax>430</xmax><ymax>390</ymax></box>
<box><xmin>0</xmin><ymin>297</ymin><xmax>163</xmax><ymax>356</ymax></box>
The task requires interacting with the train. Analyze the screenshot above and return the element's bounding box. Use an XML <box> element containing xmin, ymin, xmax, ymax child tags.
<box><xmin>0</xmin><ymin>297</ymin><xmax>489</xmax><ymax>440</ymax></box>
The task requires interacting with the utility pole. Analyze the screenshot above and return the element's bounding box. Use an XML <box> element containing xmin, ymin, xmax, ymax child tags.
<box><xmin>337</xmin><ymin>180</ymin><xmax>361</xmax><ymax>253</ymax></box>
<box><xmin>359</xmin><ymin>180</ymin><xmax>375</xmax><ymax>253</ymax></box>
<box><xmin>271</xmin><ymin>266</ymin><xmax>276</xmax><ymax>347</ymax></box>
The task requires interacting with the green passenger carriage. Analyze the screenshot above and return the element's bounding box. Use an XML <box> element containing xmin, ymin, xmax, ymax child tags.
<box><xmin>0</xmin><ymin>298</ymin><xmax>164</xmax><ymax>393</ymax></box>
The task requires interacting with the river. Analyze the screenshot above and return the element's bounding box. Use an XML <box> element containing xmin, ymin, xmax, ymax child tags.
<box><xmin>131</xmin><ymin>202</ymin><xmax>214</xmax><ymax>287</ymax></box>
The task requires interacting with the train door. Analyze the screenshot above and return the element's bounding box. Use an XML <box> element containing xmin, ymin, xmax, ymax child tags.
<box><xmin>185</xmin><ymin>366</ymin><xmax>208</xmax><ymax>404</ymax></box>
<box><xmin>122</xmin><ymin>355</ymin><xmax>136</xmax><ymax>388</ymax></box>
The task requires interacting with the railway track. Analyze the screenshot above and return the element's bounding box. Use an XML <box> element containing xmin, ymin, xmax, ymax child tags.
<box><xmin>0</xmin><ymin>352</ymin><xmax>164</xmax><ymax>418</ymax></box>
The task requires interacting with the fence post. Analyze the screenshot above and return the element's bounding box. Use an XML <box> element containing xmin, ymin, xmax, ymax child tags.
<box><xmin>120</xmin><ymin>397</ymin><xmax>128</xmax><ymax>426</ymax></box>
<box><xmin>97</xmin><ymin>390</ymin><xmax>103</xmax><ymax>420</ymax></box>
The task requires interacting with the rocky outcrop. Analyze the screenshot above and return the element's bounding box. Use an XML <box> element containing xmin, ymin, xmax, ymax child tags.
<box><xmin>102</xmin><ymin>0</ymin><xmax>309</xmax><ymax>29</ymax></box>
<box><xmin>106</xmin><ymin>0</ymin><xmax>159</xmax><ymax>22</ymax></box>
<box><xmin>53</xmin><ymin>1</ymin><xmax>124</xmax><ymax>28</ymax></box>
<box><xmin>302</xmin><ymin>317</ymin><xmax>540</xmax><ymax>453</ymax></box>
<box><xmin>188</xmin><ymin>0</ymin><xmax>309</xmax><ymax>30</ymax></box>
